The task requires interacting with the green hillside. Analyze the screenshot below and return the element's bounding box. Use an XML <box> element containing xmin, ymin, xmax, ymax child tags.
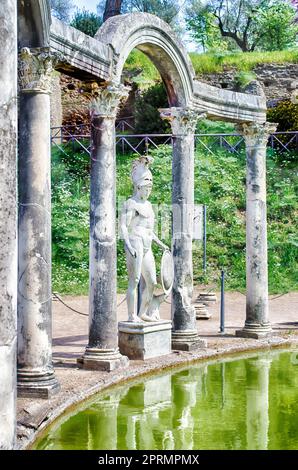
<box><xmin>123</xmin><ymin>49</ymin><xmax>298</xmax><ymax>88</ymax></box>
<box><xmin>51</xmin><ymin>142</ymin><xmax>297</xmax><ymax>295</ymax></box>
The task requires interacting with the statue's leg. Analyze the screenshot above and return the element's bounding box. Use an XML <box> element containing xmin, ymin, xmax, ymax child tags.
<box><xmin>125</xmin><ymin>239</ymin><xmax>143</xmax><ymax>322</ymax></box>
<box><xmin>139</xmin><ymin>249</ymin><xmax>157</xmax><ymax>321</ymax></box>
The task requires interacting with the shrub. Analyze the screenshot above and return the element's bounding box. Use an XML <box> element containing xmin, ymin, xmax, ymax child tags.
<box><xmin>134</xmin><ymin>83</ymin><xmax>171</xmax><ymax>134</ymax></box>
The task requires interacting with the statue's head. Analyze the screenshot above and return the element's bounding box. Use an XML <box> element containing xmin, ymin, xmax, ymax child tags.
<box><xmin>131</xmin><ymin>156</ymin><xmax>153</xmax><ymax>200</ymax></box>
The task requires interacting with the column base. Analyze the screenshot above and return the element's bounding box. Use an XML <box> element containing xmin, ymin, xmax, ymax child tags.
<box><xmin>235</xmin><ymin>322</ymin><xmax>272</xmax><ymax>339</ymax></box>
<box><xmin>194</xmin><ymin>302</ymin><xmax>212</xmax><ymax>320</ymax></box>
<box><xmin>78</xmin><ymin>348</ymin><xmax>129</xmax><ymax>372</ymax></box>
<box><xmin>17</xmin><ymin>368</ymin><xmax>60</xmax><ymax>399</ymax></box>
<box><xmin>172</xmin><ymin>330</ymin><xmax>207</xmax><ymax>351</ymax></box>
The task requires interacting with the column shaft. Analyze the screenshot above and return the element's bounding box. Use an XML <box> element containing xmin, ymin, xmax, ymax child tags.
<box><xmin>160</xmin><ymin>107</ymin><xmax>207</xmax><ymax>350</ymax></box>
<box><xmin>17</xmin><ymin>48</ymin><xmax>59</xmax><ymax>397</ymax></box>
<box><xmin>172</xmin><ymin>133</ymin><xmax>196</xmax><ymax>332</ymax></box>
<box><xmin>0</xmin><ymin>0</ymin><xmax>17</xmax><ymax>449</ymax></box>
<box><xmin>80</xmin><ymin>83</ymin><xmax>129</xmax><ymax>371</ymax></box>
<box><xmin>236</xmin><ymin>122</ymin><xmax>277</xmax><ymax>339</ymax></box>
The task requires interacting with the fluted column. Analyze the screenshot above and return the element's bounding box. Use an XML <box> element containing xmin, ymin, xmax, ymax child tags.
<box><xmin>17</xmin><ymin>47</ymin><xmax>60</xmax><ymax>397</ymax></box>
<box><xmin>80</xmin><ymin>82</ymin><xmax>129</xmax><ymax>371</ymax></box>
<box><xmin>160</xmin><ymin>108</ymin><xmax>206</xmax><ymax>350</ymax></box>
<box><xmin>236</xmin><ymin>122</ymin><xmax>277</xmax><ymax>339</ymax></box>
<box><xmin>0</xmin><ymin>0</ymin><xmax>17</xmax><ymax>449</ymax></box>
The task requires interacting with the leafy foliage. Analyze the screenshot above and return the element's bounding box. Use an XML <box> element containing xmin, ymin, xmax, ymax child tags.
<box><xmin>50</xmin><ymin>0</ymin><xmax>74</xmax><ymax>22</ymax></box>
<box><xmin>186</xmin><ymin>0</ymin><xmax>298</xmax><ymax>52</ymax></box>
<box><xmin>267</xmin><ymin>99</ymin><xmax>298</xmax><ymax>132</ymax></box>
<box><xmin>52</xmin><ymin>140</ymin><xmax>298</xmax><ymax>295</ymax></box>
<box><xmin>134</xmin><ymin>83</ymin><xmax>170</xmax><ymax>134</ymax></box>
<box><xmin>70</xmin><ymin>8</ymin><xmax>102</xmax><ymax>37</ymax></box>
<box><xmin>121</xmin><ymin>0</ymin><xmax>180</xmax><ymax>26</ymax></box>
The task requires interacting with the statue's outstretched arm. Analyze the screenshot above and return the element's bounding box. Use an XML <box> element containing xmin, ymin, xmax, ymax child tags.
<box><xmin>152</xmin><ymin>232</ymin><xmax>169</xmax><ymax>251</ymax></box>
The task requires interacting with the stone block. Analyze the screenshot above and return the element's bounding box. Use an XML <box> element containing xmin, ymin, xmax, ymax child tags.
<box><xmin>118</xmin><ymin>320</ymin><xmax>172</xmax><ymax>360</ymax></box>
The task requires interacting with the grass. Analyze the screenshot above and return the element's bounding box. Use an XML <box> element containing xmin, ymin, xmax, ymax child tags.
<box><xmin>123</xmin><ymin>49</ymin><xmax>298</xmax><ymax>85</ymax></box>
<box><xmin>51</xmin><ymin>141</ymin><xmax>298</xmax><ymax>296</ymax></box>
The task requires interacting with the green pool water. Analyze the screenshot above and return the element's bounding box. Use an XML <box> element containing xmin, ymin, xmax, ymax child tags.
<box><xmin>34</xmin><ymin>350</ymin><xmax>298</xmax><ymax>450</ymax></box>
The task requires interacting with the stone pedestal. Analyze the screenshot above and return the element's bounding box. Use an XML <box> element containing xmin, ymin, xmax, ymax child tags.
<box><xmin>194</xmin><ymin>302</ymin><xmax>212</xmax><ymax>320</ymax></box>
<box><xmin>235</xmin><ymin>122</ymin><xmax>277</xmax><ymax>339</ymax></box>
<box><xmin>80</xmin><ymin>83</ymin><xmax>129</xmax><ymax>371</ymax></box>
<box><xmin>118</xmin><ymin>320</ymin><xmax>172</xmax><ymax>360</ymax></box>
<box><xmin>17</xmin><ymin>47</ymin><xmax>60</xmax><ymax>398</ymax></box>
<box><xmin>160</xmin><ymin>108</ymin><xmax>207</xmax><ymax>351</ymax></box>
<box><xmin>196</xmin><ymin>292</ymin><xmax>217</xmax><ymax>305</ymax></box>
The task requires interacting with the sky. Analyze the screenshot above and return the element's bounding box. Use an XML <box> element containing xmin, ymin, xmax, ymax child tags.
<box><xmin>72</xmin><ymin>0</ymin><xmax>99</xmax><ymax>13</ymax></box>
<box><xmin>71</xmin><ymin>0</ymin><xmax>198</xmax><ymax>51</ymax></box>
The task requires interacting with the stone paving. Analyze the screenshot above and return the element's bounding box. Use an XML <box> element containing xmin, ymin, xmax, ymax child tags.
<box><xmin>17</xmin><ymin>290</ymin><xmax>298</xmax><ymax>449</ymax></box>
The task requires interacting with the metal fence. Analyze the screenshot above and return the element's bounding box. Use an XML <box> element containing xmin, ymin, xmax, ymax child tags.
<box><xmin>51</xmin><ymin>124</ymin><xmax>298</xmax><ymax>157</ymax></box>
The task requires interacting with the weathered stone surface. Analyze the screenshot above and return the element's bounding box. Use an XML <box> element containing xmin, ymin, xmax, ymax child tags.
<box><xmin>236</xmin><ymin>122</ymin><xmax>277</xmax><ymax>339</ymax></box>
<box><xmin>161</xmin><ymin>108</ymin><xmax>207</xmax><ymax>350</ymax></box>
<box><xmin>196</xmin><ymin>292</ymin><xmax>217</xmax><ymax>306</ymax></box>
<box><xmin>0</xmin><ymin>0</ymin><xmax>17</xmax><ymax>450</ymax></box>
<box><xmin>197</xmin><ymin>62</ymin><xmax>298</xmax><ymax>105</ymax></box>
<box><xmin>50</xmin><ymin>17</ymin><xmax>112</xmax><ymax>81</ymax></box>
<box><xmin>95</xmin><ymin>13</ymin><xmax>195</xmax><ymax>107</ymax></box>
<box><xmin>194</xmin><ymin>302</ymin><xmax>212</xmax><ymax>320</ymax></box>
<box><xmin>193</xmin><ymin>81</ymin><xmax>266</xmax><ymax>123</ymax></box>
<box><xmin>50</xmin><ymin>72</ymin><xmax>62</xmax><ymax>128</ymax></box>
<box><xmin>81</xmin><ymin>83</ymin><xmax>129</xmax><ymax>371</ymax></box>
<box><xmin>17</xmin><ymin>47</ymin><xmax>59</xmax><ymax>398</ymax></box>
<box><xmin>118</xmin><ymin>321</ymin><xmax>172</xmax><ymax>360</ymax></box>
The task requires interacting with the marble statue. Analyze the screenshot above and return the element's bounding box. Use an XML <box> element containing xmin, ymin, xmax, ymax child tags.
<box><xmin>120</xmin><ymin>156</ymin><xmax>170</xmax><ymax>322</ymax></box>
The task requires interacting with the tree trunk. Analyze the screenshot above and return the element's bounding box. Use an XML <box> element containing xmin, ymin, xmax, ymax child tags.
<box><xmin>103</xmin><ymin>0</ymin><xmax>122</xmax><ymax>22</ymax></box>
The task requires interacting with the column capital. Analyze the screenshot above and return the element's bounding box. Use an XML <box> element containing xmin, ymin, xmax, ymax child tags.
<box><xmin>236</xmin><ymin>122</ymin><xmax>277</xmax><ymax>147</ymax></box>
<box><xmin>91</xmin><ymin>82</ymin><xmax>130</xmax><ymax>118</ymax></box>
<box><xmin>159</xmin><ymin>107</ymin><xmax>206</xmax><ymax>135</ymax></box>
<box><xmin>18</xmin><ymin>47</ymin><xmax>61</xmax><ymax>94</ymax></box>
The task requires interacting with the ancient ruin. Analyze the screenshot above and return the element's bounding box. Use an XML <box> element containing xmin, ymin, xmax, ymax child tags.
<box><xmin>0</xmin><ymin>0</ymin><xmax>275</xmax><ymax>449</ymax></box>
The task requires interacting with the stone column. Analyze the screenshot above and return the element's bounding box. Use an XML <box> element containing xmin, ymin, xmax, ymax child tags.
<box><xmin>0</xmin><ymin>0</ymin><xmax>17</xmax><ymax>450</ymax></box>
<box><xmin>236</xmin><ymin>122</ymin><xmax>277</xmax><ymax>339</ymax></box>
<box><xmin>17</xmin><ymin>47</ymin><xmax>60</xmax><ymax>398</ymax></box>
<box><xmin>80</xmin><ymin>83</ymin><xmax>129</xmax><ymax>371</ymax></box>
<box><xmin>160</xmin><ymin>108</ymin><xmax>206</xmax><ymax>350</ymax></box>
<box><xmin>246</xmin><ymin>356</ymin><xmax>271</xmax><ymax>450</ymax></box>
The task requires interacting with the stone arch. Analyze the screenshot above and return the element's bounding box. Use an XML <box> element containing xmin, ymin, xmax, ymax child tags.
<box><xmin>95</xmin><ymin>13</ymin><xmax>195</xmax><ymax>107</ymax></box>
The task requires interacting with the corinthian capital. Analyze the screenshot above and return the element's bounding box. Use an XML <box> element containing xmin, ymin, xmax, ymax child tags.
<box><xmin>159</xmin><ymin>107</ymin><xmax>206</xmax><ymax>135</ymax></box>
<box><xmin>90</xmin><ymin>82</ymin><xmax>130</xmax><ymax>118</ymax></box>
<box><xmin>236</xmin><ymin>122</ymin><xmax>277</xmax><ymax>147</ymax></box>
<box><xmin>18</xmin><ymin>47</ymin><xmax>61</xmax><ymax>94</ymax></box>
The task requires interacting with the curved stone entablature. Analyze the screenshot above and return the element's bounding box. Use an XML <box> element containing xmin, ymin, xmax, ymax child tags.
<box><xmin>50</xmin><ymin>11</ymin><xmax>267</xmax><ymax>122</ymax></box>
<box><xmin>95</xmin><ymin>13</ymin><xmax>195</xmax><ymax>107</ymax></box>
<box><xmin>193</xmin><ymin>81</ymin><xmax>267</xmax><ymax>123</ymax></box>
<box><xmin>50</xmin><ymin>18</ymin><xmax>112</xmax><ymax>81</ymax></box>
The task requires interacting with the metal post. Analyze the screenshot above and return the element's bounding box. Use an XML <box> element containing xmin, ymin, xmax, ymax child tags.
<box><xmin>220</xmin><ymin>270</ymin><xmax>225</xmax><ymax>334</ymax></box>
<box><xmin>203</xmin><ymin>204</ymin><xmax>207</xmax><ymax>273</ymax></box>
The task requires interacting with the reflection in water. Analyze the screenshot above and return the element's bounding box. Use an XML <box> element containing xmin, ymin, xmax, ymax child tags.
<box><xmin>34</xmin><ymin>351</ymin><xmax>298</xmax><ymax>450</ymax></box>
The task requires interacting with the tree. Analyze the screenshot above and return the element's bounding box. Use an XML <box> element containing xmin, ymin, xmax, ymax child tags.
<box><xmin>103</xmin><ymin>0</ymin><xmax>122</xmax><ymax>22</ymax></box>
<box><xmin>70</xmin><ymin>9</ymin><xmax>102</xmax><ymax>37</ymax></box>
<box><xmin>50</xmin><ymin>0</ymin><xmax>74</xmax><ymax>22</ymax></box>
<box><xmin>256</xmin><ymin>1</ymin><xmax>298</xmax><ymax>51</ymax></box>
<box><xmin>186</xmin><ymin>0</ymin><xmax>298</xmax><ymax>52</ymax></box>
